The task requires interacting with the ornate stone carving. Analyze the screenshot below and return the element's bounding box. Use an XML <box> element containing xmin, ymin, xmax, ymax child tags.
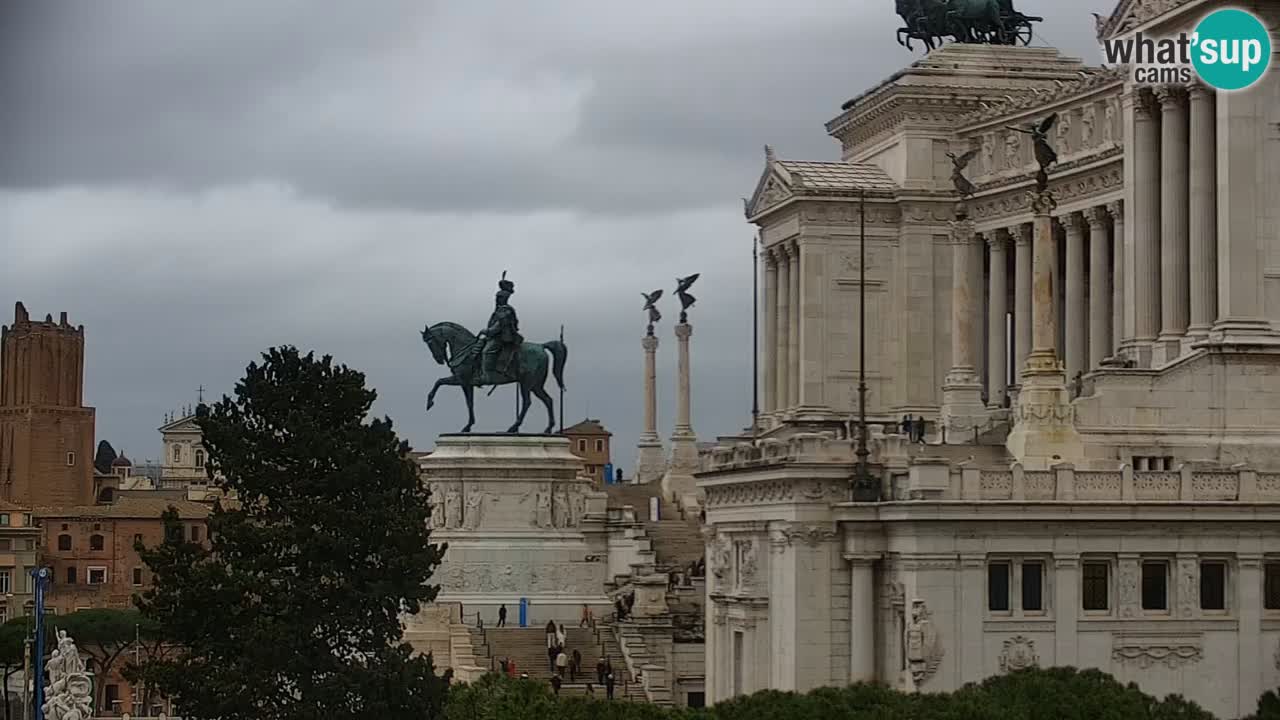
<box><xmin>981</xmin><ymin>133</ymin><xmax>995</xmax><ymax>174</ymax></box>
<box><xmin>905</xmin><ymin>599</ymin><xmax>944</xmax><ymax>686</ymax></box>
<box><xmin>1080</xmin><ymin>103</ymin><xmax>1096</xmax><ymax>148</ymax></box>
<box><xmin>551</xmin><ymin>484</ymin><xmax>571</xmax><ymax>528</ymax></box>
<box><xmin>463</xmin><ymin>484</ymin><xmax>495</xmax><ymax>530</ymax></box>
<box><xmin>710</xmin><ymin>534</ymin><xmax>732</xmax><ymax>589</ymax></box>
<box><xmin>1112</xmin><ymin>635</ymin><xmax>1203</xmax><ymax>669</ymax></box>
<box><xmin>427</xmin><ymin>482</ymin><xmax>444</xmax><ymax>528</ymax></box>
<box><xmin>1118</xmin><ymin>558</ymin><xmax>1140</xmax><ymax>618</ymax></box>
<box><xmin>1103</xmin><ymin>99</ymin><xmax>1117</xmax><ymax>145</ymax></box>
<box><xmin>444</xmin><ymin>482</ymin><xmax>463</xmax><ymax>529</ymax></box>
<box><xmin>1056</xmin><ymin>111</ymin><xmax>1072</xmax><ymax>155</ymax></box>
<box><xmin>779</xmin><ymin>523</ymin><xmax>839</xmax><ymax>548</ymax></box>
<box><xmin>43</xmin><ymin>630</ymin><xmax>93</xmax><ymax>720</ymax></box>
<box><xmin>1177</xmin><ymin>557</ymin><xmax>1198</xmax><ymax>617</ymax></box>
<box><xmin>1004</xmin><ymin>131</ymin><xmax>1022</xmax><ymax>170</ymax></box>
<box><xmin>999</xmin><ymin>636</ymin><xmax>1039</xmax><ymax>672</ymax></box>
<box><xmin>735</xmin><ymin>539</ymin><xmax>759</xmax><ymax>588</ymax></box>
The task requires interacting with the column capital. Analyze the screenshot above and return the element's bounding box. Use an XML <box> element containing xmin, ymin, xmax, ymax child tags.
<box><xmin>1083</xmin><ymin>205</ymin><xmax>1109</xmax><ymax>230</ymax></box>
<box><xmin>642</xmin><ymin>334</ymin><xmax>659</xmax><ymax>351</ymax></box>
<box><xmin>1132</xmin><ymin>88</ymin><xmax>1159</xmax><ymax>120</ymax></box>
<box><xmin>985</xmin><ymin>230</ymin><xmax>1009</xmax><ymax>252</ymax></box>
<box><xmin>1106</xmin><ymin>199</ymin><xmax>1124</xmax><ymax>222</ymax></box>
<box><xmin>1010</xmin><ymin>223</ymin><xmax>1032</xmax><ymax>246</ymax></box>
<box><xmin>1154</xmin><ymin>85</ymin><xmax>1186</xmax><ymax>109</ymax></box>
<box><xmin>675</xmin><ymin>323</ymin><xmax>693</xmax><ymax>340</ymax></box>
<box><xmin>783</xmin><ymin>239</ymin><xmax>800</xmax><ymax>258</ymax></box>
<box><xmin>1187</xmin><ymin>82</ymin><xmax>1216</xmax><ymax>101</ymax></box>
<box><xmin>1060</xmin><ymin>211</ymin><xmax>1086</xmax><ymax>235</ymax></box>
<box><xmin>763</xmin><ymin>247</ymin><xmax>779</xmax><ymax>267</ymax></box>
<box><xmin>949</xmin><ymin>217</ymin><xmax>976</xmax><ymax>244</ymax></box>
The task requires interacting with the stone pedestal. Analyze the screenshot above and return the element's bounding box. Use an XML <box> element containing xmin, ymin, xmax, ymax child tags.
<box><xmin>635</xmin><ymin>334</ymin><xmax>666</xmax><ymax>484</ymax></box>
<box><xmin>421</xmin><ymin>434</ymin><xmax>610</xmax><ymax>624</ymax></box>
<box><xmin>662</xmin><ymin>323</ymin><xmax>700</xmax><ymax>510</ymax></box>
<box><xmin>1005</xmin><ymin>193</ymin><xmax>1083</xmax><ymax>469</ymax></box>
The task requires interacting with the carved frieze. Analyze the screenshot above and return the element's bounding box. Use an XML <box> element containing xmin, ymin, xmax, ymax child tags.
<box><xmin>1112</xmin><ymin>634</ymin><xmax>1203</xmax><ymax>669</ymax></box>
<box><xmin>1177</xmin><ymin>557</ymin><xmax>1198</xmax><ymax>618</ymax></box>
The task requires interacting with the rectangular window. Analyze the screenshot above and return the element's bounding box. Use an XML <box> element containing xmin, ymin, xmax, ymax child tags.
<box><xmin>1021</xmin><ymin>561</ymin><xmax>1044</xmax><ymax>612</ymax></box>
<box><xmin>132</xmin><ymin>567</ymin><xmax>143</xmax><ymax>586</ymax></box>
<box><xmin>988</xmin><ymin>562</ymin><xmax>1010</xmax><ymax>612</ymax></box>
<box><xmin>0</xmin><ymin>539</ymin><xmax>11</xmax><ymax>551</ymax></box>
<box><xmin>190</xmin><ymin>525</ymin><xmax>202</xmax><ymax>542</ymax></box>
<box><xmin>595</xmin><ymin>439</ymin><xmax>604</xmax><ymax>453</ymax></box>
<box><xmin>23</xmin><ymin>514</ymin><xmax>32</xmax><ymax>526</ymax></box>
<box><xmin>577</xmin><ymin>439</ymin><xmax>587</xmax><ymax>453</ymax></box>
<box><xmin>0</xmin><ymin>514</ymin><xmax>9</xmax><ymax>526</ymax></box>
<box><xmin>87</xmin><ymin>567</ymin><xmax>107</xmax><ymax>585</ymax></box>
<box><xmin>0</xmin><ymin>570</ymin><xmax>10</xmax><ymax>594</ymax></box>
<box><xmin>1141</xmin><ymin>561</ymin><xmax>1168</xmax><ymax>611</ymax></box>
<box><xmin>66</xmin><ymin>452</ymin><xmax>75</xmax><ymax>466</ymax></box>
<box><xmin>1265</xmin><ymin>563</ymin><xmax>1280</xmax><ymax>610</ymax></box>
<box><xmin>25</xmin><ymin>539</ymin><xmax>35</xmax><ymax>551</ymax></box>
<box><xmin>65</xmin><ymin>566</ymin><xmax>77</xmax><ymax>585</ymax></box>
<box><xmin>104</xmin><ymin>684</ymin><xmax>120</xmax><ymax>712</ymax></box>
<box><xmin>1082</xmin><ymin>562</ymin><xmax>1109</xmax><ymax>611</ymax></box>
<box><xmin>1200</xmin><ymin>562</ymin><xmax>1227</xmax><ymax>611</ymax></box>
<box><xmin>23</xmin><ymin>567</ymin><xmax>33</xmax><ymax>593</ymax></box>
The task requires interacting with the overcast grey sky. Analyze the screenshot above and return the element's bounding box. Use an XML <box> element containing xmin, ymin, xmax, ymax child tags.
<box><xmin>0</xmin><ymin>0</ymin><xmax>1110</xmax><ymax>468</ymax></box>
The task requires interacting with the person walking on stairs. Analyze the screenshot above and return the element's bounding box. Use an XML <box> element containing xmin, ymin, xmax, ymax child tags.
<box><xmin>497</xmin><ymin>604</ymin><xmax>507</xmax><ymax>627</ymax></box>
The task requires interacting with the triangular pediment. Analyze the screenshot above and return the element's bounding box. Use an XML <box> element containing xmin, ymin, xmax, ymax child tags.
<box><xmin>158</xmin><ymin>415</ymin><xmax>201</xmax><ymax>434</ymax></box>
<box><xmin>1100</xmin><ymin>0</ymin><xmax>1198</xmax><ymax>40</ymax></box>
<box><xmin>745</xmin><ymin>162</ymin><xmax>795</xmax><ymax>220</ymax></box>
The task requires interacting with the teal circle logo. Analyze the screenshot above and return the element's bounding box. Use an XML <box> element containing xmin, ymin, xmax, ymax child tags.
<box><xmin>1192</xmin><ymin>8</ymin><xmax>1271</xmax><ymax>91</ymax></box>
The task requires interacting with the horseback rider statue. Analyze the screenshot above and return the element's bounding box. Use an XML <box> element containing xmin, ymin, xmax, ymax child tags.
<box><xmin>479</xmin><ymin>271</ymin><xmax>525</xmax><ymax>384</ymax></box>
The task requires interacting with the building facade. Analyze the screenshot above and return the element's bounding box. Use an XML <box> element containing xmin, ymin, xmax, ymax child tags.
<box><xmin>0</xmin><ymin>302</ymin><xmax>95</xmax><ymax>507</ymax></box>
<box><xmin>159</xmin><ymin>405</ymin><xmax>213</xmax><ymax>491</ymax></box>
<box><xmin>564</xmin><ymin>418</ymin><xmax>613</xmax><ymax>484</ymax></box>
<box><xmin>0</xmin><ymin>500</ymin><xmax>40</xmax><ymax>624</ymax></box>
<box><xmin>704</xmin><ymin>0</ymin><xmax>1280</xmax><ymax>717</ymax></box>
<box><xmin>37</xmin><ymin>497</ymin><xmax>210</xmax><ymax>615</ymax></box>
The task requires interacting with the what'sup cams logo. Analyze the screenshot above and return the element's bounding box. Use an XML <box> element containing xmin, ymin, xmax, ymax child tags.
<box><xmin>1102</xmin><ymin>7</ymin><xmax>1272</xmax><ymax>90</ymax></box>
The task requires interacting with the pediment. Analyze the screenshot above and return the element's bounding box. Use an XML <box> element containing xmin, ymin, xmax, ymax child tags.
<box><xmin>1100</xmin><ymin>0</ymin><xmax>1198</xmax><ymax>40</ymax></box>
<box><xmin>158</xmin><ymin>416</ymin><xmax>201</xmax><ymax>434</ymax></box>
<box><xmin>745</xmin><ymin>146</ymin><xmax>795</xmax><ymax>219</ymax></box>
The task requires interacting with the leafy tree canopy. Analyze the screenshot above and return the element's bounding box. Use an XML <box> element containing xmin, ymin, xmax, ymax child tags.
<box><xmin>134</xmin><ymin>347</ymin><xmax>448</xmax><ymax>720</ymax></box>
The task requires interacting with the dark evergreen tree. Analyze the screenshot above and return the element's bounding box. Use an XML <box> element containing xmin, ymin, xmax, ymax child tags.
<box><xmin>133</xmin><ymin>347</ymin><xmax>449</xmax><ymax>719</ymax></box>
<box><xmin>94</xmin><ymin>440</ymin><xmax>118</xmax><ymax>475</ymax></box>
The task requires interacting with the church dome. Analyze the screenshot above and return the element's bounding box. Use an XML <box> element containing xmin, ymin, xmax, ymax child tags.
<box><xmin>111</xmin><ymin>453</ymin><xmax>133</xmax><ymax>468</ymax></box>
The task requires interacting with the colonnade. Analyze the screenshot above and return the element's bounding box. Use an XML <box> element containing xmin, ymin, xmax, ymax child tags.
<box><xmin>762</xmin><ymin>241</ymin><xmax>800</xmax><ymax>414</ymax></box>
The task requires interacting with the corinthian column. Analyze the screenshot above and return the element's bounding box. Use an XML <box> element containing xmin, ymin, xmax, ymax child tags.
<box><xmin>1132</xmin><ymin>89</ymin><xmax>1161</xmax><ymax>365</ymax></box>
<box><xmin>1063</xmin><ymin>212</ymin><xmax>1087</xmax><ymax>382</ymax></box>
<box><xmin>661</xmin><ymin>322</ymin><xmax>700</xmax><ymax>507</ymax></box>
<box><xmin>775</xmin><ymin>248</ymin><xmax>790</xmax><ymax>412</ymax></box>
<box><xmin>635</xmin><ymin>333</ymin><xmax>665</xmax><ymax>484</ymax></box>
<box><xmin>1156</xmin><ymin>86</ymin><xmax>1190</xmax><ymax>363</ymax></box>
<box><xmin>1187</xmin><ymin>85</ymin><xmax>1218</xmax><ymax>341</ymax></box>
<box><xmin>1085</xmin><ymin>206</ymin><xmax>1111</xmax><ymax>370</ymax></box>
<box><xmin>987</xmin><ymin>231</ymin><xmax>1008</xmax><ymax>407</ymax></box>
<box><xmin>763</xmin><ymin>249</ymin><xmax>778</xmax><ymax>413</ymax></box>
<box><xmin>1108</xmin><ymin>201</ymin><xmax>1125</xmax><ymax>356</ymax></box>
<box><xmin>1013</xmin><ymin>223</ymin><xmax>1032</xmax><ymax>376</ymax></box>
<box><xmin>787</xmin><ymin>241</ymin><xmax>801</xmax><ymax>409</ymax></box>
<box><xmin>941</xmin><ymin>217</ymin><xmax>985</xmax><ymax>440</ymax></box>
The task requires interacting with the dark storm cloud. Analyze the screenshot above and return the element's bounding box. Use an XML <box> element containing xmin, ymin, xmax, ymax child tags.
<box><xmin>1</xmin><ymin>0</ymin><xmax>1116</xmax><ymax>461</ymax></box>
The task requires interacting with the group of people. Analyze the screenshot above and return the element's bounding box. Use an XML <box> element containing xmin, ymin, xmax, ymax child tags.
<box><xmin>667</xmin><ymin>559</ymin><xmax>705</xmax><ymax>590</ymax></box>
<box><xmin>900</xmin><ymin>414</ymin><xmax>928</xmax><ymax>443</ymax></box>
<box><xmin>613</xmin><ymin>591</ymin><xmax>636</xmax><ymax>621</ymax></box>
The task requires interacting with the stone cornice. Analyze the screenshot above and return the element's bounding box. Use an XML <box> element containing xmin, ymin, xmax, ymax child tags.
<box><xmin>958</xmin><ymin>66</ymin><xmax>1124</xmax><ymax>129</ymax></box>
<box><xmin>834</xmin><ymin>502</ymin><xmax>1280</xmax><ymax>524</ymax></box>
<box><xmin>969</xmin><ymin>159</ymin><xmax>1123</xmax><ymax>230</ymax></box>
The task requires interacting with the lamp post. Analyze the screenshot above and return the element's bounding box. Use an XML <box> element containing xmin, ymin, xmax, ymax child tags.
<box><xmin>31</xmin><ymin>567</ymin><xmax>49</xmax><ymax>720</ymax></box>
<box><xmin>851</xmin><ymin>189</ymin><xmax>879</xmax><ymax>502</ymax></box>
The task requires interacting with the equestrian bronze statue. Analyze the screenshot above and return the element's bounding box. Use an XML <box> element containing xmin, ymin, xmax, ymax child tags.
<box><xmin>422</xmin><ymin>272</ymin><xmax>568</xmax><ymax>434</ymax></box>
<box><xmin>894</xmin><ymin>0</ymin><xmax>1042</xmax><ymax>52</ymax></box>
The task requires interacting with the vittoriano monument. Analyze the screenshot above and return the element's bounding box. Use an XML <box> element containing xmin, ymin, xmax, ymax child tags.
<box><xmin>895</xmin><ymin>0</ymin><xmax>1042</xmax><ymax>51</ymax></box>
<box><xmin>422</xmin><ymin>272</ymin><xmax>568</xmax><ymax>434</ymax></box>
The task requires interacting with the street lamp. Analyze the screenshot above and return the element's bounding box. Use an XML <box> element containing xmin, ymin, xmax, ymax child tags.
<box><xmin>851</xmin><ymin>189</ymin><xmax>880</xmax><ymax>502</ymax></box>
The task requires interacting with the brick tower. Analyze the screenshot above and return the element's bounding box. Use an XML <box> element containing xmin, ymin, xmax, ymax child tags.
<box><xmin>0</xmin><ymin>302</ymin><xmax>95</xmax><ymax>507</ymax></box>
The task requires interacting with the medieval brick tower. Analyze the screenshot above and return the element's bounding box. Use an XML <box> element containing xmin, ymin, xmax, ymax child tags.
<box><xmin>0</xmin><ymin>302</ymin><xmax>95</xmax><ymax>507</ymax></box>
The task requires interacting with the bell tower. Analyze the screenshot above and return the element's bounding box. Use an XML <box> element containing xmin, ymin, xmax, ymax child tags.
<box><xmin>0</xmin><ymin>302</ymin><xmax>95</xmax><ymax>506</ymax></box>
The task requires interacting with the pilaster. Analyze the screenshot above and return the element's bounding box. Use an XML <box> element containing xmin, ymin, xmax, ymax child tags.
<box><xmin>987</xmin><ymin>231</ymin><xmax>1009</xmax><ymax>408</ymax></box>
<box><xmin>941</xmin><ymin>217</ymin><xmax>986</xmax><ymax>439</ymax></box>
<box><xmin>1155</xmin><ymin>86</ymin><xmax>1190</xmax><ymax>364</ymax></box>
<box><xmin>1187</xmin><ymin>85</ymin><xmax>1217</xmax><ymax>342</ymax></box>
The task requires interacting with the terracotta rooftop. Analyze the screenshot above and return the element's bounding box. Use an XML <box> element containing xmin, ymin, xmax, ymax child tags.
<box><xmin>35</xmin><ymin>496</ymin><xmax>211</xmax><ymax>520</ymax></box>
<box><xmin>562</xmin><ymin>418</ymin><xmax>612</xmax><ymax>436</ymax></box>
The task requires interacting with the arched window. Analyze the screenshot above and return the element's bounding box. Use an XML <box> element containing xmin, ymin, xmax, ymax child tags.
<box><xmin>57</xmin><ymin>534</ymin><xmax>72</xmax><ymax>551</ymax></box>
<box><xmin>172</xmin><ymin>445</ymin><xmax>182</xmax><ymax>463</ymax></box>
<box><xmin>89</xmin><ymin>534</ymin><xmax>105</xmax><ymax>551</ymax></box>
<box><xmin>195</xmin><ymin>449</ymin><xmax>205</xmax><ymax>468</ymax></box>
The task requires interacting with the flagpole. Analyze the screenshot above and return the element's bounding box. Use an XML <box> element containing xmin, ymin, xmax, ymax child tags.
<box><xmin>558</xmin><ymin>325</ymin><xmax>565</xmax><ymax>434</ymax></box>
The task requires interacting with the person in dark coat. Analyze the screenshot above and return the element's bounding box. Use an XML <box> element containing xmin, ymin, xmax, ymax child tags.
<box><xmin>596</xmin><ymin>657</ymin><xmax>606</xmax><ymax>684</ymax></box>
<box><xmin>901</xmin><ymin>414</ymin><xmax>912</xmax><ymax>436</ymax></box>
<box><xmin>571</xmin><ymin>648</ymin><xmax>582</xmax><ymax>682</ymax></box>
<box><xmin>497</xmin><ymin>604</ymin><xmax>507</xmax><ymax>627</ymax></box>
<box><xmin>605</xmin><ymin>672</ymin><xmax>615</xmax><ymax>700</ymax></box>
<box><xmin>547</xmin><ymin>644</ymin><xmax>558</xmax><ymax>673</ymax></box>
<box><xmin>551</xmin><ymin>674</ymin><xmax>562</xmax><ymax>696</ymax></box>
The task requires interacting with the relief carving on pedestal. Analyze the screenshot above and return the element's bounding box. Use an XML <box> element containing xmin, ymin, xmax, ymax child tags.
<box><xmin>551</xmin><ymin>485</ymin><xmax>571</xmax><ymax>528</ymax></box>
<box><xmin>463</xmin><ymin>484</ymin><xmax>496</xmax><ymax>530</ymax></box>
<box><xmin>427</xmin><ymin>482</ymin><xmax>444</xmax><ymax>528</ymax></box>
<box><xmin>999</xmin><ymin>636</ymin><xmax>1039</xmax><ymax>672</ymax></box>
<box><xmin>444</xmin><ymin>482</ymin><xmax>463</xmax><ymax>529</ymax></box>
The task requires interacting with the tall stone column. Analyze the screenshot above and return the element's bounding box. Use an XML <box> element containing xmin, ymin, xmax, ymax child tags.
<box><xmin>775</xmin><ymin>249</ymin><xmax>790</xmax><ymax>412</ymax></box>
<box><xmin>1131</xmin><ymin>89</ymin><xmax>1161</xmax><ymax>366</ymax></box>
<box><xmin>1013</xmin><ymin>223</ymin><xmax>1032</xmax><ymax>378</ymax></box>
<box><xmin>1187</xmin><ymin>85</ymin><xmax>1218</xmax><ymax>341</ymax></box>
<box><xmin>635</xmin><ymin>334</ymin><xmax>666</xmax><ymax>484</ymax></box>
<box><xmin>661</xmin><ymin>323</ymin><xmax>700</xmax><ymax>508</ymax></box>
<box><xmin>1156</xmin><ymin>86</ymin><xmax>1190</xmax><ymax>363</ymax></box>
<box><xmin>1063</xmin><ymin>212</ymin><xmax>1087</xmax><ymax>382</ymax></box>
<box><xmin>941</xmin><ymin>217</ymin><xmax>985</xmax><ymax>440</ymax></box>
<box><xmin>1086</xmin><ymin>207</ymin><xmax>1111</xmax><ymax>370</ymax></box>
<box><xmin>763</xmin><ymin>249</ymin><xmax>778</xmax><ymax>414</ymax></box>
<box><xmin>847</xmin><ymin>555</ymin><xmax>877</xmax><ymax>683</ymax></box>
<box><xmin>987</xmin><ymin>232</ymin><xmax>1008</xmax><ymax>408</ymax></box>
<box><xmin>1108</xmin><ymin>201</ymin><xmax>1125</xmax><ymax>356</ymax></box>
<box><xmin>1005</xmin><ymin>191</ymin><xmax>1083</xmax><ymax>469</ymax></box>
<box><xmin>787</xmin><ymin>241</ymin><xmax>801</xmax><ymax>410</ymax></box>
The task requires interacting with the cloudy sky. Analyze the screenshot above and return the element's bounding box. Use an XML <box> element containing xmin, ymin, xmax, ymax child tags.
<box><xmin>1</xmin><ymin>0</ymin><xmax>1110</xmax><ymax>468</ymax></box>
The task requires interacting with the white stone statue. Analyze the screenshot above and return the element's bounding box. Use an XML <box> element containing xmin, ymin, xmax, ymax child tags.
<box><xmin>981</xmin><ymin>133</ymin><xmax>995</xmax><ymax>174</ymax></box>
<box><xmin>463</xmin><ymin>485</ymin><xmax>491</xmax><ymax>530</ymax></box>
<box><xmin>1056</xmin><ymin>111</ymin><xmax>1072</xmax><ymax>154</ymax></box>
<box><xmin>43</xmin><ymin>631</ymin><xmax>93</xmax><ymax>720</ymax></box>
<box><xmin>570</xmin><ymin>490</ymin><xmax>586</xmax><ymax>527</ymax></box>
<box><xmin>1080</xmin><ymin>104</ymin><xmax>1096</xmax><ymax>148</ymax></box>
<box><xmin>1103</xmin><ymin>100</ymin><xmax>1117</xmax><ymax>145</ymax></box>
<box><xmin>739</xmin><ymin>540</ymin><xmax>758</xmax><ymax>585</ymax></box>
<box><xmin>444</xmin><ymin>483</ymin><xmax>463</xmax><ymax>529</ymax></box>
<box><xmin>1004</xmin><ymin>131</ymin><xmax>1021</xmax><ymax>169</ymax></box>
<box><xmin>904</xmin><ymin>599</ymin><xmax>943</xmax><ymax>687</ymax></box>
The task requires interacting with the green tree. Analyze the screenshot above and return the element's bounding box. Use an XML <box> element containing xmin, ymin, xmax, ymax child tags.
<box><xmin>0</xmin><ymin>617</ymin><xmax>43</xmax><ymax>720</ymax></box>
<box><xmin>133</xmin><ymin>347</ymin><xmax>449</xmax><ymax>720</ymax></box>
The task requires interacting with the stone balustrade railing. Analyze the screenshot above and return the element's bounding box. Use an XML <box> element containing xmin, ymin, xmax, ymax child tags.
<box><xmin>704</xmin><ymin>430</ymin><xmax>879</xmax><ymax>472</ymax></box>
<box><xmin>919</xmin><ymin>463</ymin><xmax>1280</xmax><ymax>502</ymax></box>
